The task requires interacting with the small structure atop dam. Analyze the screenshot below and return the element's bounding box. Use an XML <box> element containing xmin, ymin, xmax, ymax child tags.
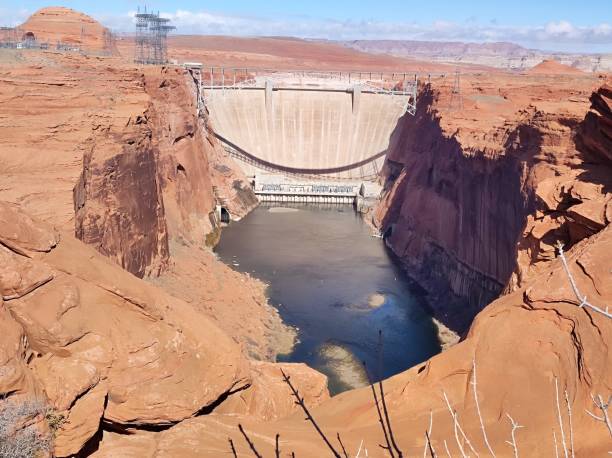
<box><xmin>200</xmin><ymin>68</ymin><xmax>418</xmax><ymax>181</ymax></box>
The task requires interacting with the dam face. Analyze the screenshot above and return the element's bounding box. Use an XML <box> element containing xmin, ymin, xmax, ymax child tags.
<box><xmin>202</xmin><ymin>71</ymin><xmax>416</xmax><ymax>180</ymax></box>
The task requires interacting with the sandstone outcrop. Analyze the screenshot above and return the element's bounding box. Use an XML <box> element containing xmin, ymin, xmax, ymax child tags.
<box><xmin>528</xmin><ymin>59</ymin><xmax>586</xmax><ymax>75</ymax></box>
<box><xmin>0</xmin><ymin>201</ymin><xmax>252</xmax><ymax>456</ymax></box>
<box><xmin>2</xmin><ymin>7</ymin><xmax>611</xmax><ymax>457</ymax></box>
<box><xmin>93</xmin><ymin>215</ymin><xmax>612</xmax><ymax>458</ymax></box>
<box><xmin>19</xmin><ymin>7</ymin><xmax>115</xmax><ymax>54</ymax></box>
<box><xmin>0</xmin><ymin>43</ymin><xmax>286</xmax><ymax>360</ymax></box>
<box><xmin>373</xmin><ymin>73</ymin><xmax>609</xmax><ymax>331</ymax></box>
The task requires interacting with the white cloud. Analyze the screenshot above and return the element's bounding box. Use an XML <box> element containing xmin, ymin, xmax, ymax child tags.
<box><xmin>4</xmin><ymin>7</ymin><xmax>611</xmax><ymax>53</ymax></box>
<box><xmin>137</xmin><ymin>11</ymin><xmax>611</xmax><ymax>52</ymax></box>
<box><xmin>545</xmin><ymin>20</ymin><xmax>576</xmax><ymax>36</ymax></box>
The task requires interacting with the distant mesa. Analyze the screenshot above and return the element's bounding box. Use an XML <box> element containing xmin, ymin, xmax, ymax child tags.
<box><xmin>528</xmin><ymin>59</ymin><xmax>585</xmax><ymax>75</ymax></box>
<box><xmin>18</xmin><ymin>6</ymin><xmax>115</xmax><ymax>53</ymax></box>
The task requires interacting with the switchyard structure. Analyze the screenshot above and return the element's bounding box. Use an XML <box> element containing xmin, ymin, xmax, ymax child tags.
<box><xmin>134</xmin><ymin>6</ymin><xmax>175</xmax><ymax>65</ymax></box>
<box><xmin>449</xmin><ymin>68</ymin><xmax>464</xmax><ymax>111</ymax></box>
<box><xmin>0</xmin><ymin>27</ymin><xmax>19</xmax><ymax>48</ymax></box>
<box><xmin>0</xmin><ymin>27</ymin><xmax>49</xmax><ymax>49</ymax></box>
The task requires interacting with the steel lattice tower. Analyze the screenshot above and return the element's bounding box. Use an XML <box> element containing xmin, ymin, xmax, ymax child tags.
<box><xmin>134</xmin><ymin>6</ymin><xmax>175</xmax><ymax>65</ymax></box>
<box><xmin>449</xmin><ymin>69</ymin><xmax>464</xmax><ymax>111</ymax></box>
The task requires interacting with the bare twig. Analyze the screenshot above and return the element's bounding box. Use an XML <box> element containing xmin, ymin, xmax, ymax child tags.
<box><xmin>425</xmin><ymin>430</ymin><xmax>437</xmax><ymax>458</ymax></box>
<box><xmin>443</xmin><ymin>391</ymin><xmax>479</xmax><ymax>458</ymax></box>
<box><xmin>586</xmin><ymin>394</ymin><xmax>612</xmax><ymax>438</ymax></box>
<box><xmin>554</xmin><ymin>378</ymin><xmax>569</xmax><ymax>458</ymax></box>
<box><xmin>556</xmin><ymin>242</ymin><xmax>611</xmax><ymax>319</ymax></box>
<box><xmin>281</xmin><ymin>369</ymin><xmax>342</xmax><ymax>458</ymax></box>
<box><xmin>356</xmin><ymin>440</ymin><xmax>364</xmax><ymax>458</ymax></box>
<box><xmin>553</xmin><ymin>430</ymin><xmax>560</xmax><ymax>458</ymax></box>
<box><xmin>238</xmin><ymin>424</ymin><xmax>263</xmax><ymax>458</ymax></box>
<box><xmin>564</xmin><ymin>391</ymin><xmax>574</xmax><ymax>458</ymax></box>
<box><xmin>472</xmin><ymin>358</ymin><xmax>496</xmax><ymax>457</ymax></box>
<box><xmin>228</xmin><ymin>437</ymin><xmax>237</xmax><ymax>458</ymax></box>
<box><xmin>443</xmin><ymin>439</ymin><xmax>452</xmax><ymax>458</ymax></box>
<box><xmin>337</xmin><ymin>433</ymin><xmax>348</xmax><ymax>458</ymax></box>
<box><xmin>504</xmin><ymin>414</ymin><xmax>523</xmax><ymax>458</ymax></box>
<box><xmin>363</xmin><ymin>361</ymin><xmax>394</xmax><ymax>457</ymax></box>
<box><xmin>377</xmin><ymin>331</ymin><xmax>404</xmax><ymax>457</ymax></box>
<box><xmin>423</xmin><ymin>410</ymin><xmax>436</xmax><ymax>458</ymax></box>
<box><xmin>275</xmin><ymin>433</ymin><xmax>281</xmax><ymax>458</ymax></box>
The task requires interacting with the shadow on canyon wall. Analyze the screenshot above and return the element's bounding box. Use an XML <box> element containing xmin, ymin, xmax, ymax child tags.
<box><xmin>376</xmin><ymin>85</ymin><xmax>545</xmax><ymax>333</ymax></box>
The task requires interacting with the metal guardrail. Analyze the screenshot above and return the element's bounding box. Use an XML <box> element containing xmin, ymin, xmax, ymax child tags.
<box><xmin>185</xmin><ymin>65</ymin><xmax>420</xmax><ymax>116</ymax></box>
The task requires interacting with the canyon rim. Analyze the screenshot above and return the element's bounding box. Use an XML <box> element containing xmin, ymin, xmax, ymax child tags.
<box><xmin>0</xmin><ymin>4</ymin><xmax>611</xmax><ymax>458</ymax></box>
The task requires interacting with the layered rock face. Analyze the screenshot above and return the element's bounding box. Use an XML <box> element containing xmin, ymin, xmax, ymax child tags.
<box><xmin>0</xmin><ymin>201</ymin><xmax>250</xmax><ymax>456</ymax></box>
<box><xmin>0</xmin><ymin>46</ymin><xmax>283</xmax><ymax>360</ymax></box>
<box><xmin>73</xmin><ymin>66</ymin><xmax>257</xmax><ymax>278</ymax></box>
<box><xmin>20</xmin><ymin>7</ymin><xmax>115</xmax><ymax>53</ymax></box>
<box><xmin>91</xmin><ymin>82</ymin><xmax>612</xmax><ymax>457</ymax></box>
<box><xmin>374</xmin><ymin>73</ymin><xmax>610</xmax><ymax>330</ymax></box>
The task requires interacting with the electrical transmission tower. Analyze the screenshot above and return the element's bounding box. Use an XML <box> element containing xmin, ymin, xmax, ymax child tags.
<box><xmin>102</xmin><ymin>29</ymin><xmax>116</xmax><ymax>56</ymax></box>
<box><xmin>449</xmin><ymin>68</ymin><xmax>464</xmax><ymax>111</ymax></box>
<box><xmin>134</xmin><ymin>6</ymin><xmax>175</xmax><ymax>65</ymax></box>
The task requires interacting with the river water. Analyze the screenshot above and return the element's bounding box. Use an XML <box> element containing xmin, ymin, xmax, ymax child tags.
<box><xmin>215</xmin><ymin>203</ymin><xmax>440</xmax><ymax>395</ymax></box>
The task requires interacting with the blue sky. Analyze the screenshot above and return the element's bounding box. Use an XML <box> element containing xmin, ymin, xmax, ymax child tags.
<box><xmin>2</xmin><ymin>1</ymin><xmax>612</xmax><ymax>52</ymax></box>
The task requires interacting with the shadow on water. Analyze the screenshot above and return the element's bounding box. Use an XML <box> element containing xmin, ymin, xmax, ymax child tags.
<box><xmin>215</xmin><ymin>203</ymin><xmax>441</xmax><ymax>395</ymax></box>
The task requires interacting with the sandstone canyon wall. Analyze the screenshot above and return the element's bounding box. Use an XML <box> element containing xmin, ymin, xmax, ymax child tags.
<box><xmin>90</xmin><ymin>79</ymin><xmax>612</xmax><ymax>457</ymax></box>
<box><xmin>0</xmin><ymin>43</ymin><xmax>285</xmax><ymax>361</ymax></box>
<box><xmin>1</xmin><ymin>8</ymin><xmax>611</xmax><ymax>457</ymax></box>
<box><xmin>374</xmin><ymin>73</ymin><xmax>611</xmax><ymax>331</ymax></box>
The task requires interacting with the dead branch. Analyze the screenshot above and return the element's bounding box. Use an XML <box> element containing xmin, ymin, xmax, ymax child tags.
<box><xmin>275</xmin><ymin>433</ymin><xmax>280</xmax><ymax>458</ymax></box>
<box><xmin>425</xmin><ymin>430</ymin><xmax>437</xmax><ymax>458</ymax></box>
<box><xmin>356</xmin><ymin>439</ymin><xmax>364</xmax><ymax>458</ymax></box>
<box><xmin>504</xmin><ymin>414</ymin><xmax>523</xmax><ymax>458</ymax></box>
<box><xmin>586</xmin><ymin>394</ymin><xmax>612</xmax><ymax>438</ymax></box>
<box><xmin>443</xmin><ymin>391</ymin><xmax>479</xmax><ymax>458</ymax></box>
<box><xmin>443</xmin><ymin>439</ymin><xmax>452</xmax><ymax>458</ymax></box>
<box><xmin>553</xmin><ymin>430</ymin><xmax>560</xmax><ymax>458</ymax></box>
<box><xmin>337</xmin><ymin>432</ymin><xmax>348</xmax><ymax>458</ymax></box>
<box><xmin>556</xmin><ymin>242</ymin><xmax>611</xmax><ymax>319</ymax></box>
<box><xmin>423</xmin><ymin>410</ymin><xmax>436</xmax><ymax>458</ymax></box>
<box><xmin>472</xmin><ymin>358</ymin><xmax>496</xmax><ymax>457</ymax></box>
<box><xmin>228</xmin><ymin>437</ymin><xmax>237</xmax><ymax>458</ymax></box>
<box><xmin>564</xmin><ymin>391</ymin><xmax>574</xmax><ymax>458</ymax></box>
<box><xmin>377</xmin><ymin>330</ymin><xmax>404</xmax><ymax>457</ymax></box>
<box><xmin>554</xmin><ymin>378</ymin><xmax>569</xmax><ymax>458</ymax></box>
<box><xmin>363</xmin><ymin>361</ymin><xmax>395</xmax><ymax>457</ymax></box>
<box><xmin>280</xmin><ymin>369</ymin><xmax>342</xmax><ymax>458</ymax></box>
<box><xmin>238</xmin><ymin>423</ymin><xmax>263</xmax><ymax>458</ymax></box>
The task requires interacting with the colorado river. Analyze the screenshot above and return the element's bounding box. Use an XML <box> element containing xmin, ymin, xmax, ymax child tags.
<box><xmin>215</xmin><ymin>203</ymin><xmax>441</xmax><ymax>394</ymax></box>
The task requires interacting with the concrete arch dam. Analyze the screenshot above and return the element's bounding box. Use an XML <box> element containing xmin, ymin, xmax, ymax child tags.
<box><xmin>202</xmin><ymin>70</ymin><xmax>417</xmax><ymax>180</ymax></box>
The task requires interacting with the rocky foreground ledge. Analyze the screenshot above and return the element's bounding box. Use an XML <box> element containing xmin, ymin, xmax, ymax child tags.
<box><xmin>0</xmin><ymin>7</ymin><xmax>611</xmax><ymax>456</ymax></box>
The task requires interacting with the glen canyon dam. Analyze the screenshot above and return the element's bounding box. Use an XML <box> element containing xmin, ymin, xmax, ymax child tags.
<box><xmin>0</xmin><ymin>2</ymin><xmax>610</xmax><ymax>457</ymax></box>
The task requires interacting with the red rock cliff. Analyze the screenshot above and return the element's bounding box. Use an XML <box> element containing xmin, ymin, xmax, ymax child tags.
<box><xmin>374</xmin><ymin>74</ymin><xmax>610</xmax><ymax>331</ymax></box>
<box><xmin>73</xmin><ymin>66</ymin><xmax>258</xmax><ymax>278</ymax></box>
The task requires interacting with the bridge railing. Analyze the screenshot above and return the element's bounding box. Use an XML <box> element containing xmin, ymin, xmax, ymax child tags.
<box><xmin>199</xmin><ymin>67</ymin><xmax>419</xmax><ymax>115</ymax></box>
